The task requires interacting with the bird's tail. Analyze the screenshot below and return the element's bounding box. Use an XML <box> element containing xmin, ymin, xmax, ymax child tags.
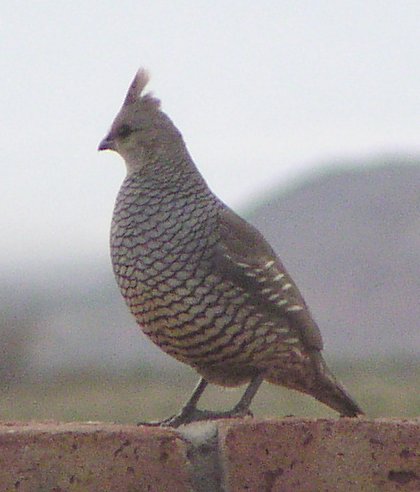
<box><xmin>310</xmin><ymin>353</ymin><xmax>364</xmax><ymax>417</ymax></box>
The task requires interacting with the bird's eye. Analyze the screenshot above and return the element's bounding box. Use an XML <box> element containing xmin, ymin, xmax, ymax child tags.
<box><xmin>117</xmin><ymin>124</ymin><xmax>133</xmax><ymax>138</ymax></box>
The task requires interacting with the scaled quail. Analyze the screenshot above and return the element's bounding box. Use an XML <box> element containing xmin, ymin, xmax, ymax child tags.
<box><xmin>98</xmin><ymin>69</ymin><xmax>364</xmax><ymax>426</ymax></box>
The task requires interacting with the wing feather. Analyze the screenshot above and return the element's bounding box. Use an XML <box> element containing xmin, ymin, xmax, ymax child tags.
<box><xmin>213</xmin><ymin>207</ymin><xmax>323</xmax><ymax>351</ymax></box>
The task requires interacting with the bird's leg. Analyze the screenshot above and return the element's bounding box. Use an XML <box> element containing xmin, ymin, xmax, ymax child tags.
<box><xmin>159</xmin><ymin>377</ymin><xmax>209</xmax><ymax>427</ymax></box>
<box><xmin>137</xmin><ymin>378</ymin><xmax>208</xmax><ymax>427</ymax></box>
<box><xmin>161</xmin><ymin>374</ymin><xmax>264</xmax><ymax>428</ymax></box>
<box><xmin>230</xmin><ymin>374</ymin><xmax>264</xmax><ymax>414</ymax></box>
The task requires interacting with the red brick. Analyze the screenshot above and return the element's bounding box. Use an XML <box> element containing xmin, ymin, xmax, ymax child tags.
<box><xmin>0</xmin><ymin>421</ymin><xmax>191</xmax><ymax>492</ymax></box>
<box><xmin>1</xmin><ymin>419</ymin><xmax>419</xmax><ymax>491</ymax></box>
<box><xmin>218</xmin><ymin>418</ymin><xmax>420</xmax><ymax>492</ymax></box>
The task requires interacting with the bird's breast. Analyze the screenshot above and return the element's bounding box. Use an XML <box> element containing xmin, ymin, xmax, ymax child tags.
<box><xmin>110</xmin><ymin>182</ymin><xmax>218</xmax><ymax>319</ymax></box>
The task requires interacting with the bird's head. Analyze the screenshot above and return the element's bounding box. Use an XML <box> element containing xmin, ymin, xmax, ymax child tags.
<box><xmin>98</xmin><ymin>69</ymin><xmax>182</xmax><ymax>171</ymax></box>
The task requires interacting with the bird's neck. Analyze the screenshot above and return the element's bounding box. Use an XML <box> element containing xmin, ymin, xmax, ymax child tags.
<box><xmin>125</xmin><ymin>142</ymin><xmax>209</xmax><ymax>193</ymax></box>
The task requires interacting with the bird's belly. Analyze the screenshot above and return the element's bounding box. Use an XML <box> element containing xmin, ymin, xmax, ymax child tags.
<box><xmin>113</xmin><ymin>249</ymin><xmax>304</xmax><ymax>378</ymax></box>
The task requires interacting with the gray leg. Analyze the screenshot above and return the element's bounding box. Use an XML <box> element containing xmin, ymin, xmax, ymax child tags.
<box><xmin>182</xmin><ymin>377</ymin><xmax>209</xmax><ymax>410</ymax></box>
<box><xmin>162</xmin><ymin>374</ymin><xmax>264</xmax><ymax>428</ymax></box>
<box><xmin>137</xmin><ymin>377</ymin><xmax>208</xmax><ymax>427</ymax></box>
<box><xmin>158</xmin><ymin>377</ymin><xmax>209</xmax><ymax>427</ymax></box>
<box><xmin>231</xmin><ymin>374</ymin><xmax>264</xmax><ymax>413</ymax></box>
<box><xmin>138</xmin><ymin>375</ymin><xmax>264</xmax><ymax>428</ymax></box>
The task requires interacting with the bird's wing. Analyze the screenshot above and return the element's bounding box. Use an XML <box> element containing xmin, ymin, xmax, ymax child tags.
<box><xmin>212</xmin><ymin>206</ymin><xmax>323</xmax><ymax>351</ymax></box>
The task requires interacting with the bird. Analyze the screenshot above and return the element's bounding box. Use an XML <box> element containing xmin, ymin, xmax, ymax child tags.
<box><xmin>98</xmin><ymin>69</ymin><xmax>364</xmax><ymax>427</ymax></box>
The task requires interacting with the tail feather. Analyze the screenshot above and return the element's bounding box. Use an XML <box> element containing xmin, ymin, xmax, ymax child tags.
<box><xmin>313</xmin><ymin>376</ymin><xmax>364</xmax><ymax>417</ymax></box>
<box><xmin>265</xmin><ymin>352</ymin><xmax>364</xmax><ymax>416</ymax></box>
<box><xmin>312</xmin><ymin>354</ymin><xmax>364</xmax><ymax>417</ymax></box>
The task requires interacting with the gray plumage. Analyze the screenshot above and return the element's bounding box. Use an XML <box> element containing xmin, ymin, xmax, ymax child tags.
<box><xmin>98</xmin><ymin>69</ymin><xmax>363</xmax><ymax>425</ymax></box>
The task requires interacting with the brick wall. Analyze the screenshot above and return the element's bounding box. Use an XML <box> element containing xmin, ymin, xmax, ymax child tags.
<box><xmin>0</xmin><ymin>418</ymin><xmax>418</xmax><ymax>491</ymax></box>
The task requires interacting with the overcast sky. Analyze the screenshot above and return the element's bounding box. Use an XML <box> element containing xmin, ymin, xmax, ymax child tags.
<box><xmin>1</xmin><ymin>1</ymin><xmax>419</xmax><ymax>270</ymax></box>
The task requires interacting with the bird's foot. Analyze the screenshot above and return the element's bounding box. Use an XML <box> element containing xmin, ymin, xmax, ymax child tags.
<box><xmin>137</xmin><ymin>405</ymin><xmax>253</xmax><ymax>429</ymax></box>
<box><xmin>162</xmin><ymin>406</ymin><xmax>253</xmax><ymax>428</ymax></box>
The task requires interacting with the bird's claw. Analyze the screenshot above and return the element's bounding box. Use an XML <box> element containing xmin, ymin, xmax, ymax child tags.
<box><xmin>137</xmin><ymin>407</ymin><xmax>253</xmax><ymax>428</ymax></box>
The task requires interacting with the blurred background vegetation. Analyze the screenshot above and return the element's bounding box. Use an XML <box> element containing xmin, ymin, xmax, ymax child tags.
<box><xmin>0</xmin><ymin>358</ymin><xmax>419</xmax><ymax>423</ymax></box>
<box><xmin>1</xmin><ymin>160</ymin><xmax>419</xmax><ymax>423</ymax></box>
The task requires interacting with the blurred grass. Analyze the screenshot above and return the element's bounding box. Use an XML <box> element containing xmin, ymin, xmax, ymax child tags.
<box><xmin>0</xmin><ymin>357</ymin><xmax>418</xmax><ymax>423</ymax></box>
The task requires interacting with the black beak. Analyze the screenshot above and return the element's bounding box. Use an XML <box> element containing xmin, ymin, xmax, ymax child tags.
<box><xmin>98</xmin><ymin>135</ymin><xmax>116</xmax><ymax>151</ymax></box>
